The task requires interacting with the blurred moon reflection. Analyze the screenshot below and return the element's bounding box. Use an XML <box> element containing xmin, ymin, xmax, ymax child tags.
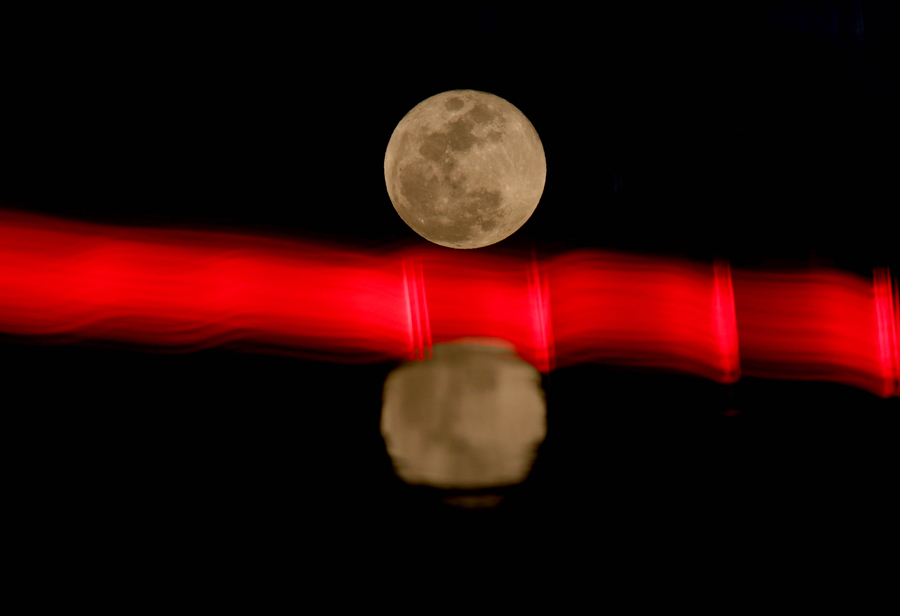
<box><xmin>380</xmin><ymin>338</ymin><xmax>546</xmax><ymax>505</ymax></box>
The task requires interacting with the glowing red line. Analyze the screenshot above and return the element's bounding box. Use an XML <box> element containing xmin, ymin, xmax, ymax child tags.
<box><xmin>874</xmin><ymin>268</ymin><xmax>900</xmax><ymax>397</ymax></box>
<box><xmin>402</xmin><ymin>258</ymin><xmax>432</xmax><ymax>362</ymax></box>
<box><xmin>529</xmin><ymin>249</ymin><xmax>555</xmax><ymax>374</ymax></box>
<box><xmin>416</xmin><ymin>259</ymin><xmax>432</xmax><ymax>361</ymax></box>
<box><xmin>713</xmin><ymin>259</ymin><xmax>741</xmax><ymax>384</ymax></box>
<box><xmin>0</xmin><ymin>209</ymin><xmax>896</xmax><ymax>397</ymax></box>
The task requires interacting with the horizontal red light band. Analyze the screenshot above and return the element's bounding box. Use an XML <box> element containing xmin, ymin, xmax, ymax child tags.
<box><xmin>0</xmin><ymin>209</ymin><xmax>896</xmax><ymax>397</ymax></box>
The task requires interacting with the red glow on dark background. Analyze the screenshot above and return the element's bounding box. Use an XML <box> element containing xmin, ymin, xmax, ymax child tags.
<box><xmin>0</xmin><ymin>209</ymin><xmax>897</xmax><ymax>397</ymax></box>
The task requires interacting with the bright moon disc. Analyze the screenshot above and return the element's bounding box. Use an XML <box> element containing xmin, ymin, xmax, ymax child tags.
<box><xmin>384</xmin><ymin>90</ymin><xmax>546</xmax><ymax>249</ymax></box>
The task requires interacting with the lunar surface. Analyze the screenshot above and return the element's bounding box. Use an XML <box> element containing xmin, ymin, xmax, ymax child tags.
<box><xmin>384</xmin><ymin>90</ymin><xmax>546</xmax><ymax>249</ymax></box>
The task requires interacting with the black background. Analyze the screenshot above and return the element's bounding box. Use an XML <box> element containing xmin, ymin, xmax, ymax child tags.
<box><xmin>2</xmin><ymin>3</ymin><xmax>897</xmax><ymax>552</ymax></box>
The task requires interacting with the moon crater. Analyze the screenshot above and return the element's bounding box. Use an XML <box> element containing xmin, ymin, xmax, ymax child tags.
<box><xmin>385</xmin><ymin>90</ymin><xmax>546</xmax><ymax>249</ymax></box>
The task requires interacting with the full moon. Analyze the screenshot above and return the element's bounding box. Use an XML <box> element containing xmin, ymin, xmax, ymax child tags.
<box><xmin>384</xmin><ymin>90</ymin><xmax>546</xmax><ymax>249</ymax></box>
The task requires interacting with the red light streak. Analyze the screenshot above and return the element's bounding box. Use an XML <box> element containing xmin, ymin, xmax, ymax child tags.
<box><xmin>402</xmin><ymin>258</ymin><xmax>431</xmax><ymax>361</ymax></box>
<box><xmin>873</xmin><ymin>268</ymin><xmax>899</xmax><ymax>398</ymax></box>
<box><xmin>0</xmin><ymin>209</ymin><xmax>897</xmax><ymax>397</ymax></box>
<box><xmin>528</xmin><ymin>248</ymin><xmax>555</xmax><ymax>374</ymax></box>
<box><xmin>731</xmin><ymin>268</ymin><xmax>898</xmax><ymax>397</ymax></box>
<box><xmin>713</xmin><ymin>259</ymin><xmax>740</xmax><ymax>384</ymax></box>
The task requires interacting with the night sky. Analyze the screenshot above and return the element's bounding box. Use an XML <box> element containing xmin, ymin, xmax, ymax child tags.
<box><xmin>3</xmin><ymin>3</ymin><xmax>897</xmax><ymax>547</ymax></box>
